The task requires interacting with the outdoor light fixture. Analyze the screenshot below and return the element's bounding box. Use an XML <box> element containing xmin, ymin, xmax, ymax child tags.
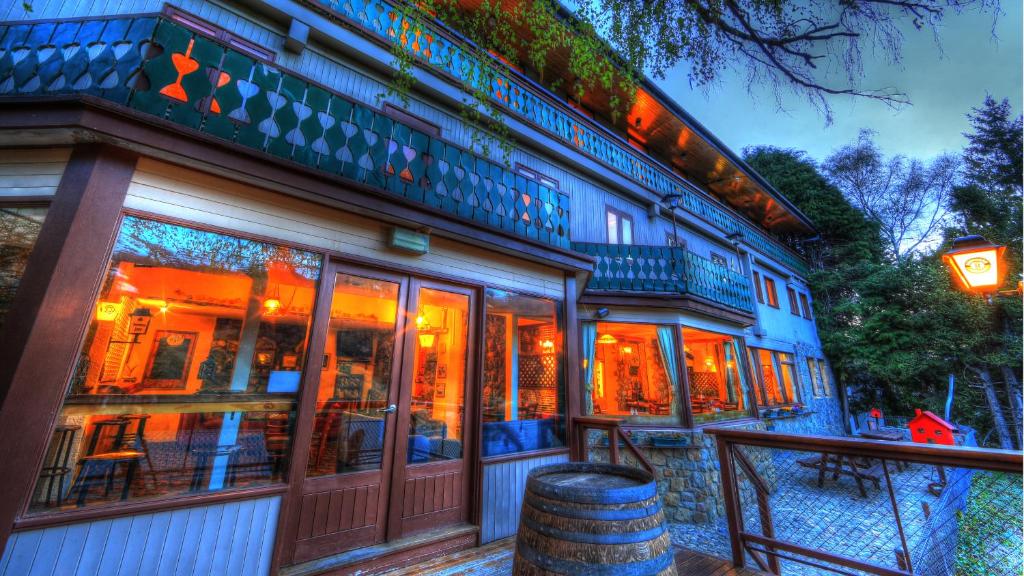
<box><xmin>594</xmin><ymin>307</ymin><xmax>610</xmax><ymax>319</ymax></box>
<box><xmin>942</xmin><ymin>235</ymin><xmax>1007</xmax><ymax>295</ymax></box>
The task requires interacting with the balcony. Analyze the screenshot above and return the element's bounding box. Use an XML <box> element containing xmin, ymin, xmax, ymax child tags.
<box><xmin>571</xmin><ymin>242</ymin><xmax>755</xmax><ymax>314</ymax></box>
<box><xmin>0</xmin><ymin>16</ymin><xmax>570</xmax><ymax>250</ymax></box>
<box><xmin>306</xmin><ymin>0</ymin><xmax>810</xmax><ymax>275</ymax></box>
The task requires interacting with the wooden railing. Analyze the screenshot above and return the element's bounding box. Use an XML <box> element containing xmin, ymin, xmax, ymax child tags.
<box><xmin>571</xmin><ymin>242</ymin><xmax>755</xmax><ymax>313</ymax></box>
<box><xmin>301</xmin><ymin>0</ymin><xmax>810</xmax><ymax>275</ymax></box>
<box><xmin>706</xmin><ymin>427</ymin><xmax>1023</xmax><ymax>576</ymax></box>
<box><xmin>572</xmin><ymin>417</ymin><xmax>654</xmax><ymax>475</ymax></box>
<box><xmin>0</xmin><ymin>16</ymin><xmax>570</xmax><ymax>249</ymax></box>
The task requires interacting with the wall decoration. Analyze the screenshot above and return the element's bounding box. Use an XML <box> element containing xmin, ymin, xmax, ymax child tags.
<box><xmin>336</xmin><ymin>328</ymin><xmax>375</xmax><ymax>361</ymax></box>
<box><xmin>483</xmin><ymin>314</ymin><xmax>507</xmax><ymax>419</ymax></box>
<box><xmin>142</xmin><ymin>330</ymin><xmax>197</xmax><ymax>389</ymax></box>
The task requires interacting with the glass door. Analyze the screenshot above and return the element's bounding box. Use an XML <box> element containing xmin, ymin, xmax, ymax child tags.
<box><xmin>387</xmin><ymin>280</ymin><xmax>476</xmax><ymax>538</ymax></box>
<box><xmin>287</xmin><ymin>266</ymin><xmax>407</xmax><ymax>564</ymax></box>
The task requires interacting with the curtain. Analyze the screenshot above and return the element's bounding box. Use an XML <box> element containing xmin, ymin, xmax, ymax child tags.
<box><xmin>582</xmin><ymin>322</ymin><xmax>597</xmax><ymax>415</ymax></box>
<box><xmin>724</xmin><ymin>340</ymin><xmax>738</xmax><ymax>404</ymax></box>
<box><xmin>656</xmin><ymin>326</ymin><xmax>680</xmax><ymax>409</ymax></box>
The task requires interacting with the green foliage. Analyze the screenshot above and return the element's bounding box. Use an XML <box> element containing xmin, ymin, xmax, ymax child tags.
<box><xmin>744</xmin><ymin>127</ymin><xmax>1021</xmax><ymax>440</ymax></box>
<box><xmin>955</xmin><ymin>472</ymin><xmax>1024</xmax><ymax>576</ymax></box>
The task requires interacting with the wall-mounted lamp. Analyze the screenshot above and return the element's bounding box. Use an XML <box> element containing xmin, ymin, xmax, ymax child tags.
<box><xmin>594</xmin><ymin>307</ymin><xmax>610</xmax><ymax>319</ymax></box>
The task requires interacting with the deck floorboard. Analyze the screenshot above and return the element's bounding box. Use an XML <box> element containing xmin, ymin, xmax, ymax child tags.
<box><xmin>376</xmin><ymin>537</ymin><xmax>767</xmax><ymax>575</ymax></box>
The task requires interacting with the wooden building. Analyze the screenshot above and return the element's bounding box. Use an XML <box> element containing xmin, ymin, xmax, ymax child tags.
<box><xmin>0</xmin><ymin>0</ymin><xmax>841</xmax><ymax>573</ymax></box>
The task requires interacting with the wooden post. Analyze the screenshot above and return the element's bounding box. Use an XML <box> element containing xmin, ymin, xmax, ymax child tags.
<box><xmin>715</xmin><ymin>437</ymin><xmax>746</xmax><ymax>568</ymax></box>
<box><xmin>0</xmin><ymin>144</ymin><xmax>136</xmax><ymax>554</ymax></box>
<box><xmin>609</xmin><ymin>426</ymin><xmax>619</xmax><ymax>465</ymax></box>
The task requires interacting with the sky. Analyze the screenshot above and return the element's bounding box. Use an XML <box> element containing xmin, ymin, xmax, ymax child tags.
<box><xmin>655</xmin><ymin>2</ymin><xmax>1023</xmax><ymax>164</ymax></box>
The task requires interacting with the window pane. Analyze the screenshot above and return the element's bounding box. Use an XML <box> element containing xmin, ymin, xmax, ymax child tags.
<box><xmin>818</xmin><ymin>360</ymin><xmax>831</xmax><ymax>396</ymax></box>
<box><xmin>787</xmin><ymin>287</ymin><xmax>799</xmax><ymax>314</ymax></box>
<box><xmin>807</xmin><ymin>358</ymin><xmax>821</xmax><ymax>397</ymax></box>
<box><xmin>756</xmin><ymin>349</ymin><xmax>784</xmax><ymax>406</ymax></box>
<box><xmin>0</xmin><ymin>205</ymin><xmax>47</xmax><ymax>330</ymax></box>
<box><xmin>29</xmin><ymin>216</ymin><xmax>321</xmax><ymax>513</ymax></box>
<box><xmin>482</xmin><ymin>289</ymin><xmax>565</xmax><ymax>457</ymax></box>
<box><xmin>621</xmin><ymin>217</ymin><xmax>633</xmax><ymax>245</ymax></box>
<box><xmin>306</xmin><ymin>273</ymin><xmax>399</xmax><ymax>476</ymax></box>
<box><xmin>778</xmin><ymin>353</ymin><xmax>799</xmax><ymax>403</ymax></box>
<box><xmin>588</xmin><ymin>323</ymin><xmax>677</xmax><ymax>421</ymax></box>
<box><xmin>765</xmin><ymin>277</ymin><xmax>779</xmax><ymax>307</ymax></box>
<box><xmin>408</xmin><ymin>287</ymin><xmax>469</xmax><ymax>463</ymax></box>
<box><xmin>800</xmin><ymin>294</ymin><xmax>812</xmax><ymax>318</ymax></box>
<box><xmin>684</xmin><ymin>328</ymin><xmax>750</xmax><ymax>424</ymax></box>
<box><xmin>752</xmin><ymin>272</ymin><xmax>764</xmax><ymax>304</ymax></box>
<box><xmin>606</xmin><ymin>211</ymin><xmax>618</xmax><ymax>244</ymax></box>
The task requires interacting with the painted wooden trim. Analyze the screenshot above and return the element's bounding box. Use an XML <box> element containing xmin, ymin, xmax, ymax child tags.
<box><xmin>479</xmin><ymin>447</ymin><xmax>571</xmax><ymax>466</ymax></box>
<box><xmin>0</xmin><ymin>144</ymin><xmax>137</xmax><ymax>556</ymax></box>
<box><xmin>0</xmin><ymin>99</ymin><xmax>595</xmax><ymax>273</ymax></box>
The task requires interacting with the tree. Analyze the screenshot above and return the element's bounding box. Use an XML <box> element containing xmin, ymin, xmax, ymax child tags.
<box><xmin>823</xmin><ymin>130</ymin><xmax>959</xmax><ymax>262</ymax></box>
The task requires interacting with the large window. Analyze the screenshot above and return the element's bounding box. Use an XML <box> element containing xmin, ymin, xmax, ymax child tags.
<box><xmin>481</xmin><ymin>289</ymin><xmax>564</xmax><ymax>456</ymax></box>
<box><xmin>30</xmin><ymin>216</ymin><xmax>321</xmax><ymax>513</ymax></box>
<box><xmin>0</xmin><ymin>205</ymin><xmax>48</xmax><ymax>330</ymax></box>
<box><xmin>585</xmin><ymin>322</ymin><xmax>679</xmax><ymax>422</ymax></box>
<box><xmin>750</xmin><ymin>349</ymin><xmax>800</xmax><ymax>407</ymax></box>
<box><xmin>683</xmin><ymin>328</ymin><xmax>751</xmax><ymax>424</ymax></box>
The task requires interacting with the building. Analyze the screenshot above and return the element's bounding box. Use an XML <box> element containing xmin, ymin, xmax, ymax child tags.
<box><xmin>0</xmin><ymin>0</ymin><xmax>842</xmax><ymax>573</ymax></box>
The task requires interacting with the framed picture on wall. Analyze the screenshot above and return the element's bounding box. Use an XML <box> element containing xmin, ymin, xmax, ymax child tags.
<box><xmin>142</xmin><ymin>330</ymin><xmax>198</xmax><ymax>389</ymax></box>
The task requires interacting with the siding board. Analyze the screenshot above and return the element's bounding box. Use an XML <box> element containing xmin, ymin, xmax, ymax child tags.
<box><xmin>0</xmin><ymin>496</ymin><xmax>281</xmax><ymax>576</ymax></box>
<box><xmin>479</xmin><ymin>452</ymin><xmax>569</xmax><ymax>543</ymax></box>
<box><xmin>0</xmin><ymin>149</ymin><xmax>71</xmax><ymax>197</ymax></box>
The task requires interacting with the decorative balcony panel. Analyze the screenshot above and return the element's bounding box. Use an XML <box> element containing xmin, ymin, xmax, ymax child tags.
<box><xmin>307</xmin><ymin>0</ymin><xmax>808</xmax><ymax>274</ymax></box>
<box><xmin>0</xmin><ymin>16</ymin><xmax>571</xmax><ymax>250</ymax></box>
<box><xmin>571</xmin><ymin>242</ymin><xmax>754</xmax><ymax>313</ymax></box>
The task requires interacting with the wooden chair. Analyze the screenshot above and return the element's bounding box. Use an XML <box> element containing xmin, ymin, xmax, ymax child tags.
<box><xmin>37</xmin><ymin>424</ymin><xmax>80</xmax><ymax>507</ymax></box>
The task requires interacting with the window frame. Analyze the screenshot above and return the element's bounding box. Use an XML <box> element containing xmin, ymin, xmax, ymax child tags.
<box><xmin>680</xmin><ymin>326</ymin><xmax>757</xmax><ymax>427</ymax></box>
<box><xmin>786</xmin><ymin>286</ymin><xmax>800</xmax><ymax>315</ymax></box>
<box><xmin>752</xmin><ymin>271</ymin><xmax>765</xmax><ymax>304</ymax></box>
<box><xmin>162</xmin><ymin>6</ymin><xmax>276</xmax><ymax>62</ymax></box>
<box><xmin>764</xmin><ymin>276</ymin><xmax>780</xmax><ymax>308</ymax></box>
<box><xmin>799</xmin><ymin>293</ymin><xmax>813</xmax><ymax>319</ymax></box>
<box><xmin>605</xmin><ymin>206</ymin><xmax>634</xmax><ymax>245</ymax></box>
<box><xmin>749</xmin><ymin>347</ymin><xmax>803</xmax><ymax>409</ymax></box>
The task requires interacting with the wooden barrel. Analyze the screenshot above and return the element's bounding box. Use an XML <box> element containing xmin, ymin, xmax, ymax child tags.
<box><xmin>512</xmin><ymin>463</ymin><xmax>677</xmax><ymax>576</ymax></box>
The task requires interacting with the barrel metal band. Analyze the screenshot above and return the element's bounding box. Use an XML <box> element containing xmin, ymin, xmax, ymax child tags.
<box><xmin>520</xmin><ymin>515</ymin><xmax>669</xmax><ymax>545</ymax></box>
<box><xmin>515</xmin><ymin>539</ymin><xmax>675</xmax><ymax>575</ymax></box>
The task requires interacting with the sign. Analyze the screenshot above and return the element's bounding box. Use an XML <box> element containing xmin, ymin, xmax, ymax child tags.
<box><xmin>96</xmin><ymin>301</ymin><xmax>123</xmax><ymax>321</ymax></box>
<box><xmin>388</xmin><ymin>227</ymin><xmax>430</xmax><ymax>255</ymax></box>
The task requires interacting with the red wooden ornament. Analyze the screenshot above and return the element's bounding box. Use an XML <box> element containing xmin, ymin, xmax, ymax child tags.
<box><xmin>908</xmin><ymin>409</ymin><xmax>956</xmax><ymax>446</ymax></box>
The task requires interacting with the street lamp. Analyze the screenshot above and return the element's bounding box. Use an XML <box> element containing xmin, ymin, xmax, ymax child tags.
<box><xmin>942</xmin><ymin>235</ymin><xmax>1007</xmax><ymax>295</ymax></box>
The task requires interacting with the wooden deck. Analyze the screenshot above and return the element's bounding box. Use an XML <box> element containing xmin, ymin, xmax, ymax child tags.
<box><xmin>376</xmin><ymin>537</ymin><xmax>766</xmax><ymax>575</ymax></box>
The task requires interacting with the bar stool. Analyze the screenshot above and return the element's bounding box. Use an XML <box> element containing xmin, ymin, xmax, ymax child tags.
<box><xmin>118</xmin><ymin>414</ymin><xmax>159</xmax><ymax>487</ymax></box>
<box><xmin>37</xmin><ymin>424</ymin><xmax>81</xmax><ymax>507</ymax></box>
<box><xmin>189</xmin><ymin>444</ymin><xmax>241</xmax><ymax>492</ymax></box>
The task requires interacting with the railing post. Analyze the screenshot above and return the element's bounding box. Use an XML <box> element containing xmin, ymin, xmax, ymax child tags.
<box><xmin>715</xmin><ymin>437</ymin><xmax>746</xmax><ymax>568</ymax></box>
<box><xmin>609</xmin><ymin>426</ymin><xmax>620</xmax><ymax>465</ymax></box>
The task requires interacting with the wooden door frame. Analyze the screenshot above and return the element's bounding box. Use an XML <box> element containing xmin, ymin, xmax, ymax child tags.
<box><xmin>276</xmin><ymin>260</ymin><xmax>412</xmax><ymax>566</ymax></box>
<box><xmin>386</xmin><ymin>278</ymin><xmax>479</xmax><ymax>541</ymax></box>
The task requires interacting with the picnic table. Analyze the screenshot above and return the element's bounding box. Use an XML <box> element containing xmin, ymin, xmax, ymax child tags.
<box><xmin>797</xmin><ymin>452</ymin><xmax>884</xmax><ymax>497</ymax></box>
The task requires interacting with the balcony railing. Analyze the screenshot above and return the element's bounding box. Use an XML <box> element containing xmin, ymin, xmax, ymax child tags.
<box><xmin>0</xmin><ymin>16</ymin><xmax>570</xmax><ymax>249</ymax></box>
<box><xmin>305</xmin><ymin>0</ymin><xmax>809</xmax><ymax>275</ymax></box>
<box><xmin>571</xmin><ymin>242</ymin><xmax>755</xmax><ymax>313</ymax></box>
<box><xmin>707</xmin><ymin>427</ymin><xmax>1023</xmax><ymax>576</ymax></box>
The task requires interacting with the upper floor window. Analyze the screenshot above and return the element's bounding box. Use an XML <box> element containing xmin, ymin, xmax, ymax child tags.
<box><xmin>799</xmin><ymin>293</ymin><xmax>813</xmax><ymax>318</ymax></box>
<box><xmin>606</xmin><ymin>208</ymin><xmax>633</xmax><ymax>245</ymax></box>
<box><xmin>764</xmin><ymin>276</ymin><xmax>779</xmax><ymax>308</ymax></box>
<box><xmin>752</xmin><ymin>271</ymin><xmax>765</xmax><ymax>304</ymax></box>
<box><xmin>787</xmin><ymin>287</ymin><xmax>800</xmax><ymax>315</ymax></box>
<box><xmin>29</xmin><ymin>216</ymin><xmax>322</xmax><ymax>514</ymax></box>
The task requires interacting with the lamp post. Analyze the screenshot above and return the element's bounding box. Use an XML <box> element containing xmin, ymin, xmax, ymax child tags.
<box><xmin>941</xmin><ymin>235</ymin><xmax>1022</xmax><ymax>448</ymax></box>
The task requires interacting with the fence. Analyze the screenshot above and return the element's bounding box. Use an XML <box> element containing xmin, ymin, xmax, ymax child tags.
<box><xmin>707</xmin><ymin>427</ymin><xmax>1022</xmax><ymax>576</ymax></box>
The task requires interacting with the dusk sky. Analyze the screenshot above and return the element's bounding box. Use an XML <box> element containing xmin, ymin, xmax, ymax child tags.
<box><xmin>657</xmin><ymin>2</ymin><xmax>1023</xmax><ymax>164</ymax></box>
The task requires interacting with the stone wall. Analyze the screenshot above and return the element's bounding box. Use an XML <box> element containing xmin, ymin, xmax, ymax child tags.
<box><xmin>586</xmin><ymin>404</ymin><xmax>843</xmax><ymax>525</ymax></box>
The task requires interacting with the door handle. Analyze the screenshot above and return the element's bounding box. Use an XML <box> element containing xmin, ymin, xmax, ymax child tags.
<box><xmin>378</xmin><ymin>404</ymin><xmax>397</xmax><ymax>414</ymax></box>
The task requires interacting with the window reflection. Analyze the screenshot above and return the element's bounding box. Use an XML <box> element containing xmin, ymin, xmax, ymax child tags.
<box><xmin>482</xmin><ymin>289</ymin><xmax>564</xmax><ymax>457</ymax></box>
<box><xmin>0</xmin><ymin>205</ymin><xmax>47</xmax><ymax>330</ymax></box>
<box><xmin>30</xmin><ymin>216</ymin><xmax>321</xmax><ymax>513</ymax></box>
<box><xmin>587</xmin><ymin>322</ymin><xmax>678</xmax><ymax>421</ymax></box>
<box><xmin>408</xmin><ymin>288</ymin><xmax>468</xmax><ymax>463</ymax></box>
<box><xmin>751</xmin><ymin>348</ymin><xmax>800</xmax><ymax>407</ymax></box>
<box><xmin>306</xmin><ymin>273</ymin><xmax>399</xmax><ymax>476</ymax></box>
<box><xmin>683</xmin><ymin>328</ymin><xmax>750</xmax><ymax>424</ymax></box>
